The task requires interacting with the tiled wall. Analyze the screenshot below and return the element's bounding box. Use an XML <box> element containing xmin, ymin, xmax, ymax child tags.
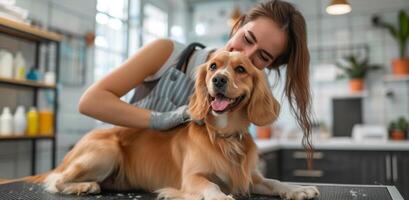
<box><xmin>303</xmin><ymin>0</ymin><xmax>409</xmax><ymax>134</ymax></box>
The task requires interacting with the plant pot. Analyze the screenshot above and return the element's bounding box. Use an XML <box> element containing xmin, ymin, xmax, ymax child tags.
<box><xmin>349</xmin><ymin>79</ymin><xmax>364</xmax><ymax>92</ymax></box>
<box><xmin>390</xmin><ymin>130</ymin><xmax>406</xmax><ymax>140</ymax></box>
<box><xmin>256</xmin><ymin>126</ymin><xmax>271</xmax><ymax>139</ymax></box>
<box><xmin>392</xmin><ymin>58</ymin><xmax>409</xmax><ymax>75</ymax></box>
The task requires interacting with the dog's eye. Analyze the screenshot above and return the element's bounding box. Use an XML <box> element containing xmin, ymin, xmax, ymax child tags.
<box><xmin>209</xmin><ymin>63</ymin><xmax>217</xmax><ymax>71</ymax></box>
<box><xmin>235</xmin><ymin>66</ymin><xmax>246</xmax><ymax>74</ymax></box>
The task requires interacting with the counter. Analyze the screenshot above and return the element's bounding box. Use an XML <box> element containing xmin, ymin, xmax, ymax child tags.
<box><xmin>0</xmin><ymin>181</ymin><xmax>404</xmax><ymax>200</ymax></box>
<box><xmin>255</xmin><ymin>137</ymin><xmax>409</xmax><ymax>153</ymax></box>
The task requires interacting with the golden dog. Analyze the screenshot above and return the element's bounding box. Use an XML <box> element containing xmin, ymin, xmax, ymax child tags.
<box><xmin>16</xmin><ymin>51</ymin><xmax>319</xmax><ymax>200</ymax></box>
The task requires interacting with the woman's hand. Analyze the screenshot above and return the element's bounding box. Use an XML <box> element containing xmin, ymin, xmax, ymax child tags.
<box><xmin>149</xmin><ymin>105</ymin><xmax>191</xmax><ymax>130</ymax></box>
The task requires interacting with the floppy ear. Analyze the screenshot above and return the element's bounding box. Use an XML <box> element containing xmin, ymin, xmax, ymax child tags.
<box><xmin>188</xmin><ymin>64</ymin><xmax>210</xmax><ymax>120</ymax></box>
<box><xmin>247</xmin><ymin>71</ymin><xmax>280</xmax><ymax>126</ymax></box>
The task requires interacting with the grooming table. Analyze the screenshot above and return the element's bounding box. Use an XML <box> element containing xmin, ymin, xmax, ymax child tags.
<box><xmin>0</xmin><ymin>181</ymin><xmax>403</xmax><ymax>200</ymax></box>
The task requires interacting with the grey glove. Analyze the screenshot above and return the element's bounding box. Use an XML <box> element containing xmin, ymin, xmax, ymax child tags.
<box><xmin>149</xmin><ymin>105</ymin><xmax>191</xmax><ymax>130</ymax></box>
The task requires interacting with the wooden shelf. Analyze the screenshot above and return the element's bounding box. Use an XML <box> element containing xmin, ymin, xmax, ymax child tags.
<box><xmin>0</xmin><ymin>15</ymin><xmax>61</xmax><ymax>174</ymax></box>
<box><xmin>384</xmin><ymin>75</ymin><xmax>409</xmax><ymax>82</ymax></box>
<box><xmin>331</xmin><ymin>91</ymin><xmax>368</xmax><ymax>99</ymax></box>
<box><xmin>0</xmin><ymin>135</ymin><xmax>54</xmax><ymax>141</ymax></box>
<box><xmin>0</xmin><ymin>77</ymin><xmax>56</xmax><ymax>89</ymax></box>
<box><xmin>0</xmin><ymin>17</ymin><xmax>63</xmax><ymax>42</ymax></box>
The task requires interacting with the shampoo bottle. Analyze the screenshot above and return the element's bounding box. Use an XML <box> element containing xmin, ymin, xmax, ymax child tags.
<box><xmin>0</xmin><ymin>50</ymin><xmax>13</xmax><ymax>78</ymax></box>
<box><xmin>0</xmin><ymin>107</ymin><xmax>13</xmax><ymax>136</ymax></box>
<box><xmin>13</xmin><ymin>106</ymin><xmax>26</xmax><ymax>136</ymax></box>
<box><xmin>14</xmin><ymin>52</ymin><xmax>26</xmax><ymax>80</ymax></box>
<box><xmin>27</xmin><ymin>107</ymin><xmax>38</xmax><ymax>136</ymax></box>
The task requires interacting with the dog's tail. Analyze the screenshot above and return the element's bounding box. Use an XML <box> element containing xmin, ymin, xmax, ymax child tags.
<box><xmin>0</xmin><ymin>172</ymin><xmax>50</xmax><ymax>185</ymax></box>
<box><xmin>156</xmin><ymin>188</ymin><xmax>202</xmax><ymax>200</ymax></box>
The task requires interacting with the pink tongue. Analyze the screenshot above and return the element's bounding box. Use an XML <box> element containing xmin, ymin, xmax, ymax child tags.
<box><xmin>211</xmin><ymin>98</ymin><xmax>230</xmax><ymax>111</ymax></box>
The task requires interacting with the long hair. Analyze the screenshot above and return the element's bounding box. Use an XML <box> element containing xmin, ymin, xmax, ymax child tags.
<box><xmin>230</xmin><ymin>0</ymin><xmax>313</xmax><ymax>169</ymax></box>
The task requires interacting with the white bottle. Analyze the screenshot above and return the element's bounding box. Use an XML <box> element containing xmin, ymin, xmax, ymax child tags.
<box><xmin>0</xmin><ymin>50</ymin><xmax>14</xmax><ymax>78</ymax></box>
<box><xmin>44</xmin><ymin>71</ymin><xmax>55</xmax><ymax>85</ymax></box>
<box><xmin>0</xmin><ymin>107</ymin><xmax>13</xmax><ymax>136</ymax></box>
<box><xmin>13</xmin><ymin>106</ymin><xmax>26</xmax><ymax>136</ymax></box>
<box><xmin>14</xmin><ymin>52</ymin><xmax>26</xmax><ymax>80</ymax></box>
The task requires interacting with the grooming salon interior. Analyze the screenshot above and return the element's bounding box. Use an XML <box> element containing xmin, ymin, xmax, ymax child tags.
<box><xmin>0</xmin><ymin>0</ymin><xmax>409</xmax><ymax>199</ymax></box>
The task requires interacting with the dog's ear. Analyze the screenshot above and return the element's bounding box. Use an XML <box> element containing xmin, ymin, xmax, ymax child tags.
<box><xmin>247</xmin><ymin>71</ymin><xmax>280</xmax><ymax>126</ymax></box>
<box><xmin>188</xmin><ymin>64</ymin><xmax>210</xmax><ymax>120</ymax></box>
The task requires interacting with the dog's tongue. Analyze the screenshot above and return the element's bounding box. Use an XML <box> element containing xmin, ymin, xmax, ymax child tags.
<box><xmin>211</xmin><ymin>97</ymin><xmax>230</xmax><ymax>111</ymax></box>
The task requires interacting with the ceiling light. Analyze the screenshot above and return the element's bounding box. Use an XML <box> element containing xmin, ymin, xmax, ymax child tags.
<box><xmin>326</xmin><ymin>0</ymin><xmax>351</xmax><ymax>15</ymax></box>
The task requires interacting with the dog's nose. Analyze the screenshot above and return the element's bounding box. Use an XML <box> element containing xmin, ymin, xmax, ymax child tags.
<box><xmin>212</xmin><ymin>75</ymin><xmax>228</xmax><ymax>89</ymax></box>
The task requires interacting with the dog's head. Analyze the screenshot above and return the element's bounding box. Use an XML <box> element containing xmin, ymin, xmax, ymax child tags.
<box><xmin>188</xmin><ymin>51</ymin><xmax>280</xmax><ymax>127</ymax></box>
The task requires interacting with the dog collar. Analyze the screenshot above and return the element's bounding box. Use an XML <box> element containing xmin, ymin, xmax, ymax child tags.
<box><xmin>216</xmin><ymin>131</ymin><xmax>243</xmax><ymax>141</ymax></box>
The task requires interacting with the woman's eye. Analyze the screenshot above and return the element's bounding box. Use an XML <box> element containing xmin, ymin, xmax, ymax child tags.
<box><xmin>243</xmin><ymin>35</ymin><xmax>252</xmax><ymax>44</ymax></box>
<box><xmin>259</xmin><ymin>53</ymin><xmax>269</xmax><ymax>62</ymax></box>
<box><xmin>235</xmin><ymin>66</ymin><xmax>246</xmax><ymax>73</ymax></box>
<box><xmin>209</xmin><ymin>63</ymin><xmax>217</xmax><ymax>71</ymax></box>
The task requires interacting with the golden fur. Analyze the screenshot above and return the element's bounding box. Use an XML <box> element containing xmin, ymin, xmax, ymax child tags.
<box><xmin>10</xmin><ymin>51</ymin><xmax>319</xmax><ymax>200</ymax></box>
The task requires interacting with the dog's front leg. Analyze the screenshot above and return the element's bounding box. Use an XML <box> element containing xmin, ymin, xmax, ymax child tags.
<box><xmin>251</xmin><ymin>171</ymin><xmax>319</xmax><ymax>200</ymax></box>
<box><xmin>182</xmin><ymin>174</ymin><xmax>234</xmax><ymax>200</ymax></box>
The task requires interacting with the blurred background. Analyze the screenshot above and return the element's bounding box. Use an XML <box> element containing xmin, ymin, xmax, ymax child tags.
<box><xmin>0</xmin><ymin>0</ymin><xmax>408</xmax><ymax>198</ymax></box>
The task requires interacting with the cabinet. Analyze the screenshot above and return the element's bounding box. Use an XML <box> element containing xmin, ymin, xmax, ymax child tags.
<box><xmin>276</xmin><ymin>149</ymin><xmax>409</xmax><ymax>199</ymax></box>
<box><xmin>387</xmin><ymin>152</ymin><xmax>409</xmax><ymax>200</ymax></box>
<box><xmin>259</xmin><ymin>150</ymin><xmax>280</xmax><ymax>179</ymax></box>
<box><xmin>0</xmin><ymin>17</ymin><xmax>62</xmax><ymax>174</ymax></box>
<box><xmin>281</xmin><ymin>150</ymin><xmax>362</xmax><ymax>184</ymax></box>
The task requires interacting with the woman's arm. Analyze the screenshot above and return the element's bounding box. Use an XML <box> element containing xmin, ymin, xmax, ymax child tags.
<box><xmin>78</xmin><ymin>39</ymin><xmax>174</xmax><ymax>128</ymax></box>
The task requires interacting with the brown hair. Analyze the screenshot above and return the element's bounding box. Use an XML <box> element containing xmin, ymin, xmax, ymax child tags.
<box><xmin>230</xmin><ymin>0</ymin><xmax>313</xmax><ymax>169</ymax></box>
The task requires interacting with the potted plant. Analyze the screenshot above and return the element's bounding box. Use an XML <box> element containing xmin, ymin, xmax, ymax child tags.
<box><xmin>388</xmin><ymin>117</ymin><xmax>408</xmax><ymax>140</ymax></box>
<box><xmin>335</xmin><ymin>54</ymin><xmax>382</xmax><ymax>92</ymax></box>
<box><xmin>372</xmin><ymin>10</ymin><xmax>409</xmax><ymax>75</ymax></box>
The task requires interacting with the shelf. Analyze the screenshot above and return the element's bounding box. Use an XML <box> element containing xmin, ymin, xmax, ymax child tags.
<box><xmin>0</xmin><ymin>135</ymin><xmax>54</xmax><ymax>141</ymax></box>
<box><xmin>0</xmin><ymin>17</ymin><xmax>63</xmax><ymax>42</ymax></box>
<box><xmin>331</xmin><ymin>91</ymin><xmax>368</xmax><ymax>99</ymax></box>
<box><xmin>0</xmin><ymin>77</ymin><xmax>56</xmax><ymax>89</ymax></box>
<box><xmin>0</xmin><ymin>15</ymin><xmax>61</xmax><ymax>174</ymax></box>
<box><xmin>384</xmin><ymin>75</ymin><xmax>409</xmax><ymax>82</ymax></box>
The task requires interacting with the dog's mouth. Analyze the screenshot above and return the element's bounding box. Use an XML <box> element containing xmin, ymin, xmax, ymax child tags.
<box><xmin>210</xmin><ymin>93</ymin><xmax>245</xmax><ymax>114</ymax></box>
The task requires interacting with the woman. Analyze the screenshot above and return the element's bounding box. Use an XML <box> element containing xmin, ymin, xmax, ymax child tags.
<box><xmin>78</xmin><ymin>0</ymin><xmax>312</xmax><ymax>159</ymax></box>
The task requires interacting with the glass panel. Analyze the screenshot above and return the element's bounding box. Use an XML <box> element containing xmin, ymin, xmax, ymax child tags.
<box><xmin>96</xmin><ymin>19</ymin><xmax>127</xmax><ymax>54</ymax></box>
<box><xmin>129</xmin><ymin>0</ymin><xmax>141</xmax><ymax>19</ymax></box>
<box><xmin>142</xmin><ymin>33</ymin><xmax>157</xmax><ymax>45</ymax></box>
<box><xmin>94</xmin><ymin>49</ymin><xmax>125</xmax><ymax>81</ymax></box>
<box><xmin>142</xmin><ymin>4</ymin><xmax>167</xmax><ymax>44</ymax></box>
<box><xmin>129</xmin><ymin>23</ymin><xmax>141</xmax><ymax>55</ymax></box>
<box><xmin>97</xmin><ymin>0</ymin><xmax>128</xmax><ymax>20</ymax></box>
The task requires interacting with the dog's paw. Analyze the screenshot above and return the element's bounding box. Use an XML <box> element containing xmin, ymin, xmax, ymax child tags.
<box><xmin>280</xmin><ymin>185</ymin><xmax>319</xmax><ymax>200</ymax></box>
<box><xmin>61</xmin><ymin>182</ymin><xmax>101</xmax><ymax>195</ymax></box>
<box><xmin>204</xmin><ymin>193</ymin><xmax>235</xmax><ymax>200</ymax></box>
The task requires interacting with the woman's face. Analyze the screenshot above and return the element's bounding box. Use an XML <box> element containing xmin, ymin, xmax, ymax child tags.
<box><xmin>225</xmin><ymin>17</ymin><xmax>287</xmax><ymax>70</ymax></box>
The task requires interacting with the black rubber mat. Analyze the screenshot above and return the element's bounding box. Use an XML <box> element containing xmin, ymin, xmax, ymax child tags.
<box><xmin>0</xmin><ymin>182</ymin><xmax>393</xmax><ymax>200</ymax></box>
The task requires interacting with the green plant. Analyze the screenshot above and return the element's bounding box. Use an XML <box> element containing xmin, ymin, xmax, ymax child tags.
<box><xmin>389</xmin><ymin>116</ymin><xmax>409</xmax><ymax>132</ymax></box>
<box><xmin>372</xmin><ymin>10</ymin><xmax>409</xmax><ymax>58</ymax></box>
<box><xmin>335</xmin><ymin>54</ymin><xmax>382</xmax><ymax>79</ymax></box>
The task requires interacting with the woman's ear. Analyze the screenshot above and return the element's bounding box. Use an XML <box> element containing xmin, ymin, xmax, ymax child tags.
<box><xmin>188</xmin><ymin>65</ymin><xmax>210</xmax><ymax>120</ymax></box>
<box><xmin>247</xmin><ymin>71</ymin><xmax>280</xmax><ymax>126</ymax></box>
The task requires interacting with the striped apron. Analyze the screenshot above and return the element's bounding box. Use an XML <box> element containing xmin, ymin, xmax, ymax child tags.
<box><xmin>129</xmin><ymin>43</ymin><xmax>206</xmax><ymax>112</ymax></box>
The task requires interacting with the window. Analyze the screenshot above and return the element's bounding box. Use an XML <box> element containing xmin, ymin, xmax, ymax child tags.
<box><xmin>95</xmin><ymin>1</ymin><xmax>169</xmax><ymax>81</ymax></box>
<box><xmin>95</xmin><ymin>0</ymin><xmax>129</xmax><ymax>81</ymax></box>
<box><xmin>94</xmin><ymin>1</ymin><xmax>168</xmax><ymax>93</ymax></box>
<box><xmin>142</xmin><ymin>4</ymin><xmax>168</xmax><ymax>45</ymax></box>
